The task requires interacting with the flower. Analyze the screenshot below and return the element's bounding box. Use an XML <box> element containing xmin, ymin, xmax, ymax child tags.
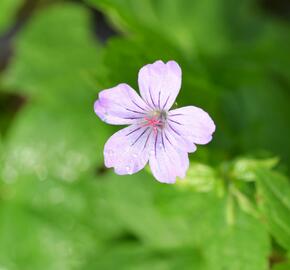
<box><xmin>94</xmin><ymin>60</ymin><xmax>215</xmax><ymax>184</ymax></box>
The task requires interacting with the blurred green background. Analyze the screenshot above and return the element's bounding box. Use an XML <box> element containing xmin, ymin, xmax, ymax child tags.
<box><xmin>0</xmin><ymin>0</ymin><xmax>290</xmax><ymax>269</ymax></box>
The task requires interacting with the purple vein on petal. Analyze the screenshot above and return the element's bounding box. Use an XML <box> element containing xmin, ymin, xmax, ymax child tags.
<box><xmin>149</xmin><ymin>87</ymin><xmax>156</xmax><ymax>108</ymax></box>
<box><xmin>168</xmin><ymin>123</ymin><xmax>181</xmax><ymax>136</ymax></box>
<box><xmin>168</xmin><ymin>118</ymin><xmax>183</xmax><ymax>125</ymax></box>
<box><xmin>158</xmin><ymin>91</ymin><xmax>161</xmax><ymax>109</ymax></box>
<box><xmin>162</xmin><ymin>95</ymin><xmax>170</xmax><ymax>110</ymax></box>
<box><xmin>126</xmin><ymin>126</ymin><xmax>142</xmax><ymax>136</ymax></box>
<box><xmin>143</xmin><ymin>130</ymin><xmax>152</xmax><ymax>150</ymax></box>
<box><xmin>123</xmin><ymin>116</ymin><xmax>144</xmax><ymax>120</ymax></box>
<box><xmin>169</xmin><ymin>113</ymin><xmax>183</xmax><ymax>117</ymax></box>
<box><xmin>161</xmin><ymin>130</ymin><xmax>166</xmax><ymax>151</ymax></box>
<box><xmin>131</xmin><ymin>99</ymin><xmax>149</xmax><ymax>112</ymax></box>
<box><xmin>164</xmin><ymin>130</ymin><xmax>174</xmax><ymax>147</ymax></box>
<box><xmin>125</xmin><ymin>108</ymin><xmax>146</xmax><ymax>114</ymax></box>
<box><xmin>143</xmin><ymin>96</ymin><xmax>154</xmax><ymax>110</ymax></box>
<box><xmin>154</xmin><ymin>132</ymin><xmax>158</xmax><ymax>157</ymax></box>
<box><xmin>131</xmin><ymin>127</ymin><xmax>149</xmax><ymax>146</ymax></box>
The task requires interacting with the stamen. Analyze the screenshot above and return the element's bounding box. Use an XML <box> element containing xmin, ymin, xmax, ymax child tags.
<box><xmin>142</xmin><ymin>110</ymin><xmax>167</xmax><ymax>138</ymax></box>
<box><xmin>143</xmin><ymin>116</ymin><xmax>161</xmax><ymax>129</ymax></box>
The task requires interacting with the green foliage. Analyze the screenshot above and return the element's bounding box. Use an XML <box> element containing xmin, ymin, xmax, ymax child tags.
<box><xmin>257</xmin><ymin>169</ymin><xmax>290</xmax><ymax>251</ymax></box>
<box><xmin>0</xmin><ymin>0</ymin><xmax>23</xmax><ymax>33</ymax></box>
<box><xmin>230</xmin><ymin>157</ymin><xmax>279</xmax><ymax>182</ymax></box>
<box><xmin>99</xmin><ymin>175</ymin><xmax>270</xmax><ymax>270</ymax></box>
<box><xmin>0</xmin><ymin>0</ymin><xmax>289</xmax><ymax>269</ymax></box>
<box><xmin>0</xmin><ymin>4</ymin><xmax>107</xmax><ymax>268</ymax></box>
<box><xmin>86</xmin><ymin>0</ymin><xmax>264</xmax><ymax>55</ymax></box>
<box><xmin>177</xmin><ymin>162</ymin><xmax>217</xmax><ymax>192</ymax></box>
<box><xmin>3</xmin><ymin>2</ymin><xmax>100</xmax><ymax>104</ymax></box>
<box><xmin>88</xmin><ymin>0</ymin><xmax>290</xmax><ymax>164</ymax></box>
<box><xmin>2</xmin><ymin>3</ymin><xmax>106</xmax><ymax>183</ymax></box>
<box><xmin>1</xmin><ymin>168</ymin><xmax>270</xmax><ymax>269</ymax></box>
<box><xmin>273</xmin><ymin>261</ymin><xmax>290</xmax><ymax>270</ymax></box>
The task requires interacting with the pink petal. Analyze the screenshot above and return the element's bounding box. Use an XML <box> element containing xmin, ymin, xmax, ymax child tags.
<box><xmin>94</xmin><ymin>83</ymin><xmax>149</xmax><ymax>125</ymax></box>
<box><xmin>138</xmin><ymin>60</ymin><xmax>182</xmax><ymax>110</ymax></box>
<box><xmin>168</xmin><ymin>106</ymin><xmax>216</xmax><ymax>145</ymax></box>
<box><xmin>149</xmin><ymin>132</ymin><xmax>189</xmax><ymax>184</ymax></box>
<box><xmin>104</xmin><ymin>125</ymin><xmax>154</xmax><ymax>175</ymax></box>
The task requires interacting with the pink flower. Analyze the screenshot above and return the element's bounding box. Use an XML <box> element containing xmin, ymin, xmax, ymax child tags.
<box><xmin>94</xmin><ymin>60</ymin><xmax>215</xmax><ymax>184</ymax></box>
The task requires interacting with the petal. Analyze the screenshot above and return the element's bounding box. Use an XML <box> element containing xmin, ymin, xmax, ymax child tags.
<box><xmin>104</xmin><ymin>125</ymin><xmax>154</xmax><ymax>175</ymax></box>
<box><xmin>149</xmin><ymin>132</ymin><xmax>189</xmax><ymax>184</ymax></box>
<box><xmin>94</xmin><ymin>83</ymin><xmax>149</xmax><ymax>125</ymax></box>
<box><xmin>163</xmin><ymin>128</ymin><xmax>197</xmax><ymax>153</ymax></box>
<box><xmin>138</xmin><ymin>60</ymin><xmax>182</xmax><ymax>110</ymax></box>
<box><xmin>168</xmin><ymin>106</ymin><xmax>216</xmax><ymax>145</ymax></box>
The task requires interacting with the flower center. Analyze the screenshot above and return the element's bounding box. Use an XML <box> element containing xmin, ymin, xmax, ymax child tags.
<box><xmin>143</xmin><ymin>110</ymin><xmax>167</xmax><ymax>135</ymax></box>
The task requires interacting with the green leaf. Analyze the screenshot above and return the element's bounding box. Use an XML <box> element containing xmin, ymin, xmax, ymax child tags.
<box><xmin>3</xmin><ymin>2</ymin><xmax>100</xmax><ymax>104</ymax></box>
<box><xmin>0</xmin><ymin>4</ymin><xmax>122</xmax><ymax>269</ymax></box>
<box><xmin>231</xmin><ymin>186</ymin><xmax>258</xmax><ymax>218</ymax></box>
<box><xmin>206</xmin><ymin>209</ymin><xmax>270</xmax><ymax>270</ymax></box>
<box><xmin>99</xmin><ymin>174</ymin><xmax>270</xmax><ymax>270</ymax></box>
<box><xmin>256</xmin><ymin>169</ymin><xmax>290</xmax><ymax>251</ymax></box>
<box><xmin>86</xmin><ymin>244</ymin><xmax>206</xmax><ymax>270</ymax></box>
<box><xmin>231</xmin><ymin>157</ymin><xmax>279</xmax><ymax>182</ymax></box>
<box><xmin>0</xmin><ymin>0</ymin><xmax>23</xmax><ymax>33</ymax></box>
<box><xmin>86</xmin><ymin>0</ymin><xmax>230</xmax><ymax>55</ymax></box>
<box><xmin>0</xmin><ymin>172</ymin><xmax>115</xmax><ymax>270</ymax></box>
<box><xmin>176</xmin><ymin>162</ymin><xmax>217</xmax><ymax>192</ymax></box>
<box><xmin>2</xmin><ymin>3</ymin><xmax>107</xmax><ymax>182</ymax></box>
<box><xmin>273</xmin><ymin>261</ymin><xmax>290</xmax><ymax>270</ymax></box>
<box><xmin>87</xmin><ymin>0</ymin><xmax>271</xmax><ymax>56</ymax></box>
<box><xmin>2</xmin><ymin>102</ymin><xmax>107</xmax><ymax>183</ymax></box>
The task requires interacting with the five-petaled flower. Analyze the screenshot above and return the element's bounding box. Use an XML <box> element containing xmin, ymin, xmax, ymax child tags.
<box><xmin>94</xmin><ymin>60</ymin><xmax>215</xmax><ymax>184</ymax></box>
